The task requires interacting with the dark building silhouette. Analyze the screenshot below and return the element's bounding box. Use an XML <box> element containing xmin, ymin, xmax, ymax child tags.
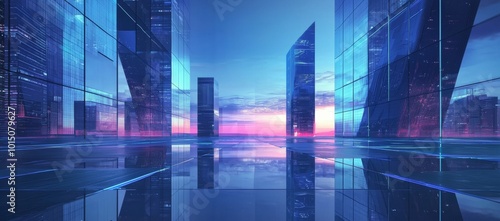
<box><xmin>198</xmin><ymin>78</ymin><xmax>219</xmax><ymax>137</ymax></box>
<box><xmin>286</xmin><ymin>23</ymin><xmax>315</xmax><ymax>137</ymax></box>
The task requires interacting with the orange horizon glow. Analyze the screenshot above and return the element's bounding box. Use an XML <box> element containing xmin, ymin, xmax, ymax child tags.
<box><xmin>190</xmin><ymin>105</ymin><xmax>335</xmax><ymax>136</ymax></box>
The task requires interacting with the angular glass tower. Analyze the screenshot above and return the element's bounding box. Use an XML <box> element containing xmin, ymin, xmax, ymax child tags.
<box><xmin>335</xmin><ymin>0</ymin><xmax>500</xmax><ymax>138</ymax></box>
<box><xmin>286</xmin><ymin>23</ymin><xmax>315</xmax><ymax>137</ymax></box>
<box><xmin>334</xmin><ymin>1</ymin><xmax>500</xmax><ymax>220</ymax></box>
<box><xmin>197</xmin><ymin>77</ymin><xmax>219</xmax><ymax>137</ymax></box>
<box><xmin>117</xmin><ymin>0</ymin><xmax>191</xmax><ymax>137</ymax></box>
<box><xmin>1</xmin><ymin>0</ymin><xmax>190</xmax><ymax>138</ymax></box>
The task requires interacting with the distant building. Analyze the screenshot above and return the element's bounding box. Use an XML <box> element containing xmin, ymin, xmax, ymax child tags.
<box><xmin>198</xmin><ymin>78</ymin><xmax>219</xmax><ymax>137</ymax></box>
<box><xmin>286</xmin><ymin>23</ymin><xmax>315</xmax><ymax>137</ymax></box>
<box><xmin>443</xmin><ymin>89</ymin><xmax>498</xmax><ymax>136</ymax></box>
<box><xmin>479</xmin><ymin>96</ymin><xmax>498</xmax><ymax>134</ymax></box>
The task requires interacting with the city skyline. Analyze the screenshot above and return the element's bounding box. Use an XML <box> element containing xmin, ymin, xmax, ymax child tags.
<box><xmin>189</xmin><ymin>0</ymin><xmax>335</xmax><ymax>136</ymax></box>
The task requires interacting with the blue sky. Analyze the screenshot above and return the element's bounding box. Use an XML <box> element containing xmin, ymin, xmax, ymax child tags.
<box><xmin>189</xmin><ymin>0</ymin><xmax>335</xmax><ymax>134</ymax></box>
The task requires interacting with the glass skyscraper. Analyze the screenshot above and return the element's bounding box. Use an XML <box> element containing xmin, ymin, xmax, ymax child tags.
<box><xmin>197</xmin><ymin>77</ymin><xmax>219</xmax><ymax>137</ymax></box>
<box><xmin>334</xmin><ymin>1</ymin><xmax>500</xmax><ymax>220</ymax></box>
<box><xmin>335</xmin><ymin>0</ymin><xmax>500</xmax><ymax>138</ymax></box>
<box><xmin>286</xmin><ymin>23</ymin><xmax>315</xmax><ymax>137</ymax></box>
<box><xmin>1</xmin><ymin>0</ymin><xmax>190</xmax><ymax>138</ymax></box>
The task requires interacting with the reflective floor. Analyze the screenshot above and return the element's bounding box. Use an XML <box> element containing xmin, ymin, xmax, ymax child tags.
<box><xmin>1</xmin><ymin>136</ymin><xmax>500</xmax><ymax>220</ymax></box>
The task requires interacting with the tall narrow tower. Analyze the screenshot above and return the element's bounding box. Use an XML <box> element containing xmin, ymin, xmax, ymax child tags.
<box><xmin>286</xmin><ymin>23</ymin><xmax>316</xmax><ymax>137</ymax></box>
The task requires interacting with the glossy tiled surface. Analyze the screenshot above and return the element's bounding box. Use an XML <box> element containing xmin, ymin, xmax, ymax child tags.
<box><xmin>1</xmin><ymin>137</ymin><xmax>499</xmax><ymax>220</ymax></box>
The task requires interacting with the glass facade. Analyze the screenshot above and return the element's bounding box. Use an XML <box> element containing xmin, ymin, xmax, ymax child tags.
<box><xmin>1</xmin><ymin>0</ymin><xmax>190</xmax><ymax>137</ymax></box>
<box><xmin>335</xmin><ymin>0</ymin><xmax>500</xmax><ymax>138</ymax></box>
<box><xmin>197</xmin><ymin>77</ymin><xmax>219</xmax><ymax>137</ymax></box>
<box><xmin>286</xmin><ymin>23</ymin><xmax>315</xmax><ymax>137</ymax></box>
<box><xmin>334</xmin><ymin>1</ymin><xmax>500</xmax><ymax>220</ymax></box>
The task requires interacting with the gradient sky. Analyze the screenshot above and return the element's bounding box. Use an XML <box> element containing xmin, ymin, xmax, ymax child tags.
<box><xmin>190</xmin><ymin>0</ymin><xmax>335</xmax><ymax>135</ymax></box>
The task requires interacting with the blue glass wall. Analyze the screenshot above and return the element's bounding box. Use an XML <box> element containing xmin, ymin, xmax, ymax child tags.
<box><xmin>334</xmin><ymin>3</ymin><xmax>500</xmax><ymax>220</ymax></box>
<box><xmin>1</xmin><ymin>0</ymin><xmax>190</xmax><ymax>137</ymax></box>
<box><xmin>117</xmin><ymin>0</ymin><xmax>191</xmax><ymax>137</ymax></box>
<box><xmin>286</xmin><ymin>23</ymin><xmax>315</xmax><ymax>137</ymax></box>
<box><xmin>335</xmin><ymin>0</ymin><xmax>500</xmax><ymax>138</ymax></box>
<box><xmin>4</xmin><ymin>0</ymin><xmax>85</xmax><ymax>136</ymax></box>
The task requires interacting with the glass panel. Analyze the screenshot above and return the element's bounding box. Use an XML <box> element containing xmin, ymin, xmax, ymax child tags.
<box><xmin>343</xmin><ymin>111</ymin><xmax>354</xmax><ymax>136</ymax></box>
<box><xmin>389</xmin><ymin>7</ymin><xmax>409</xmax><ymax>63</ymax></box>
<box><xmin>335</xmin><ymin>2</ymin><xmax>344</xmax><ymax>29</ymax></box>
<box><xmin>67</xmin><ymin>0</ymin><xmax>84</xmax><ymax>11</ymax></box>
<box><xmin>369</xmin><ymin>102</ymin><xmax>389</xmax><ymax>137</ymax></box>
<box><xmin>84</xmin><ymin>93</ymin><xmax>118</xmax><ymax>136</ymax></box>
<box><xmin>414</xmin><ymin>0</ymin><xmax>439</xmax><ymax>50</ymax></box>
<box><xmin>368</xmin><ymin>24</ymin><xmax>388</xmax><ymax>72</ymax></box>
<box><xmin>409</xmin><ymin>92</ymin><xmax>440</xmax><ymax>137</ymax></box>
<box><xmin>335</xmin><ymin>88</ymin><xmax>344</xmax><ymax>113</ymax></box>
<box><xmin>390</xmin><ymin>0</ymin><xmax>409</xmax><ymax>13</ymax></box>
<box><xmin>353</xmin><ymin>35</ymin><xmax>368</xmax><ymax>81</ymax></box>
<box><xmin>353</xmin><ymin>0</ymin><xmax>368</xmax><ymax>42</ymax></box>
<box><xmin>335</xmin><ymin>113</ymin><xmax>343</xmax><ymax>135</ymax></box>
<box><xmin>344</xmin><ymin>46</ymin><xmax>354</xmax><ymax>84</ymax></box>
<box><xmin>86</xmin><ymin>0</ymin><xmax>117</xmax><ymax>37</ymax></box>
<box><xmin>474</xmin><ymin>0</ymin><xmax>500</xmax><ymax>25</ymax></box>
<box><xmin>354</xmin><ymin>76</ymin><xmax>368</xmax><ymax>109</ymax></box>
<box><xmin>344</xmin><ymin>14</ymin><xmax>354</xmax><ymax>48</ymax></box>
<box><xmin>368</xmin><ymin>0</ymin><xmax>388</xmax><ymax>30</ymax></box>
<box><xmin>335</xmin><ymin>25</ymin><xmax>344</xmax><ymax>56</ymax></box>
<box><xmin>344</xmin><ymin>83</ymin><xmax>353</xmax><ymax>111</ymax></box>
<box><xmin>408</xmin><ymin>43</ymin><xmax>439</xmax><ymax>96</ymax></box>
<box><xmin>85</xmin><ymin>19</ymin><xmax>117</xmax><ymax>98</ymax></box>
<box><xmin>335</xmin><ymin>55</ymin><xmax>343</xmax><ymax>90</ymax></box>
<box><xmin>353</xmin><ymin>108</ymin><xmax>364</xmax><ymax>135</ymax></box>
<box><xmin>442</xmin><ymin>28</ymin><xmax>473</xmax><ymax>90</ymax></box>
<box><xmin>454</xmin><ymin>16</ymin><xmax>500</xmax><ymax>88</ymax></box>
<box><xmin>368</xmin><ymin>67</ymin><xmax>388</xmax><ymax>106</ymax></box>
<box><xmin>343</xmin><ymin>0</ymin><xmax>353</xmax><ymax>19</ymax></box>
<box><xmin>389</xmin><ymin>57</ymin><xmax>409</xmax><ymax>101</ymax></box>
<box><xmin>442</xmin><ymin>0</ymin><xmax>480</xmax><ymax>39</ymax></box>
